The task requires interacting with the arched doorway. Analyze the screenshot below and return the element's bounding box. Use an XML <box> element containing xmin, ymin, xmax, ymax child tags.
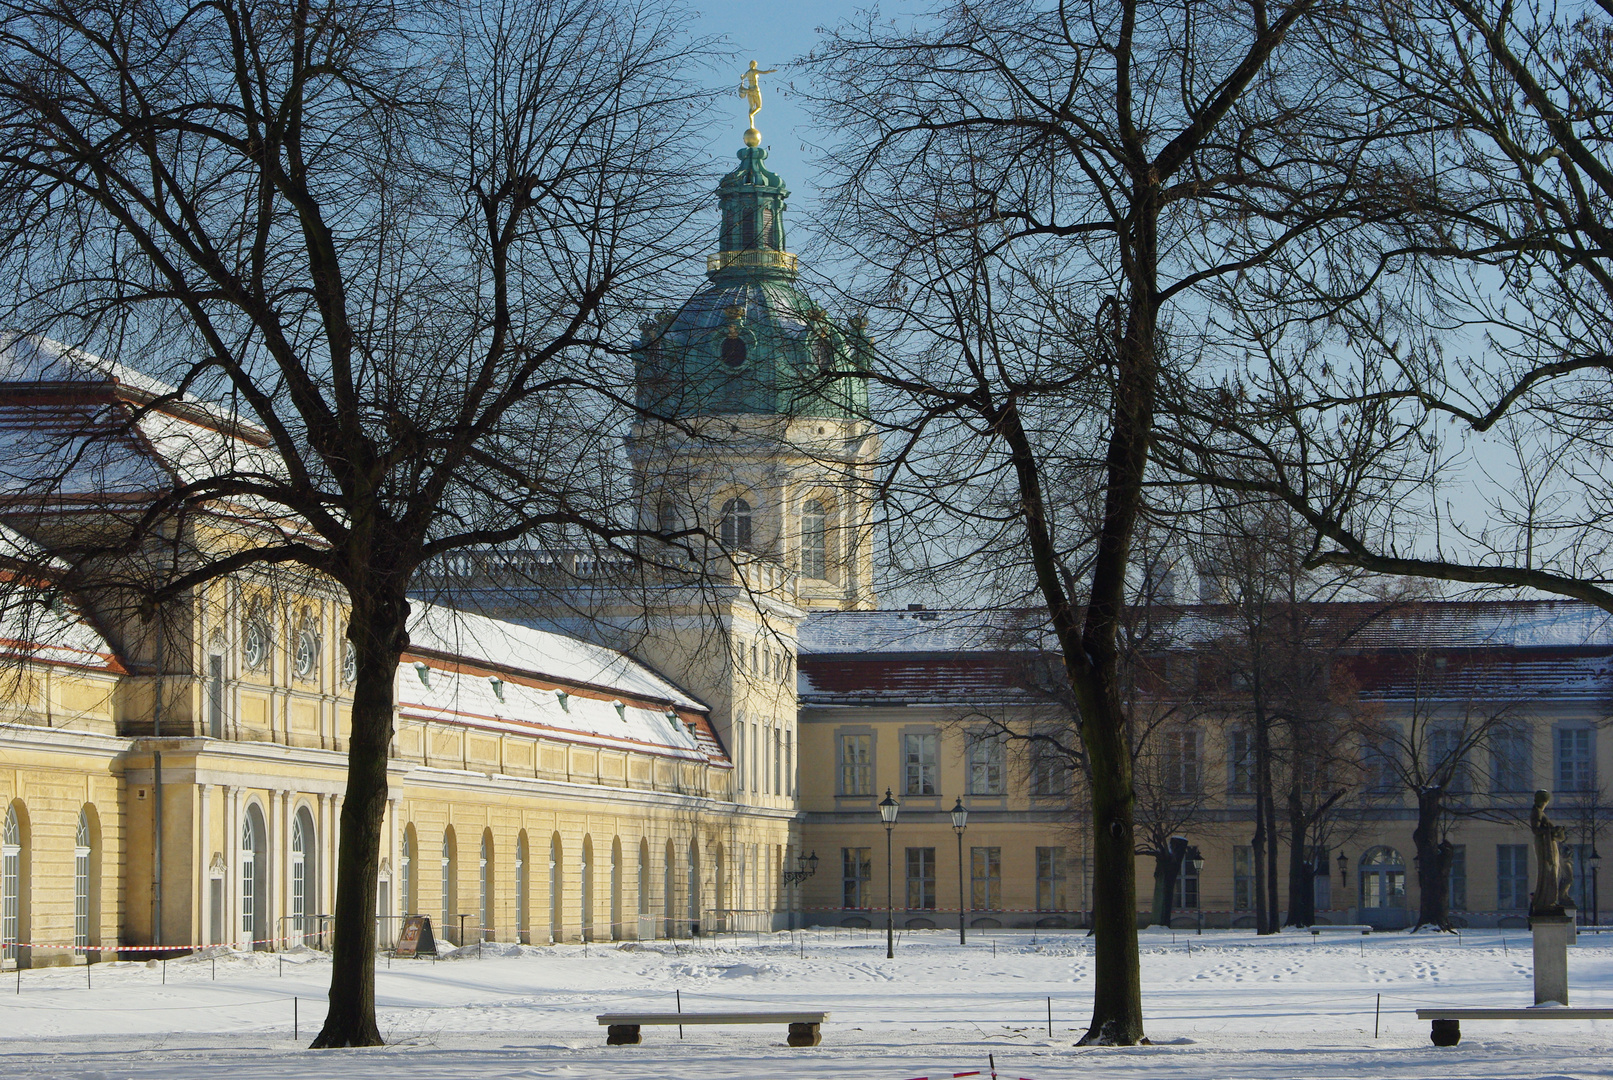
<box><xmin>549</xmin><ymin>832</ymin><xmax>563</xmax><ymax>943</ymax></box>
<box><xmin>75</xmin><ymin>807</ymin><xmax>100</xmax><ymax>960</ymax></box>
<box><xmin>441</xmin><ymin>827</ymin><xmax>457</xmax><ymax>944</ymax></box>
<box><xmin>687</xmin><ymin>839</ymin><xmax>701</xmax><ymax>934</ymax></box>
<box><xmin>516</xmin><ymin>831</ymin><xmax>529</xmax><ymax>944</ymax></box>
<box><xmin>663</xmin><ymin>838</ymin><xmax>675</xmax><ymax>938</ymax></box>
<box><xmin>241</xmin><ymin>803</ymin><xmax>267</xmax><ymax>949</ymax></box>
<box><xmin>3</xmin><ymin>802</ymin><xmax>27</xmax><ymax>967</ymax></box>
<box><xmin>610</xmin><ymin>837</ymin><xmax>623</xmax><ymax>940</ymax></box>
<box><xmin>479</xmin><ymin>829</ymin><xmax>493</xmax><ymax>943</ymax></box>
<box><xmin>580</xmin><ymin>835</ymin><xmax>594</xmax><ymax>942</ymax></box>
<box><xmin>638</xmin><ymin>838</ymin><xmax>650</xmax><ymax>936</ymax></box>
<box><xmin>1359</xmin><ymin>846</ymin><xmax>1408</xmax><ymax>929</ymax></box>
<box><xmin>291</xmin><ymin>806</ymin><xmax>316</xmax><ymax>945</ymax></box>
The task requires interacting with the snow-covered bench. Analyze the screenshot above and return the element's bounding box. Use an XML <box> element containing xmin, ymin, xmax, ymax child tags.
<box><xmin>1309</xmin><ymin>924</ymin><xmax>1372</xmax><ymax>937</ymax></box>
<box><xmin>597</xmin><ymin>1010</ymin><xmax>828</xmax><ymax>1046</ymax></box>
<box><xmin>1415</xmin><ymin>1006</ymin><xmax>1613</xmax><ymax>1045</ymax></box>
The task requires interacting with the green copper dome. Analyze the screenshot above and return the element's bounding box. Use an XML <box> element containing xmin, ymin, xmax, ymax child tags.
<box><xmin>636</xmin><ymin>145</ymin><xmax>870</xmax><ymax>419</ymax></box>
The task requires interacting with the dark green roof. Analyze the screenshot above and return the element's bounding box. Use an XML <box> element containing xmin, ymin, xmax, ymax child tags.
<box><xmin>635</xmin><ymin>145</ymin><xmax>870</xmax><ymax>419</ymax></box>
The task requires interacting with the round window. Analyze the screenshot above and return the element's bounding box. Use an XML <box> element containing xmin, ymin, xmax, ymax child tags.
<box><xmin>342</xmin><ymin>642</ymin><xmax>357</xmax><ymax>684</ymax></box>
<box><xmin>294</xmin><ymin>628</ymin><xmax>319</xmax><ymax>679</ymax></box>
<box><xmin>243</xmin><ymin>616</ymin><xmax>270</xmax><ymax>670</ymax></box>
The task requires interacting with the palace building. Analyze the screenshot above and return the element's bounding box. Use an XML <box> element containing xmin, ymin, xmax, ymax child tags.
<box><xmin>0</xmin><ymin>128</ymin><xmax>1609</xmax><ymax>970</ymax></box>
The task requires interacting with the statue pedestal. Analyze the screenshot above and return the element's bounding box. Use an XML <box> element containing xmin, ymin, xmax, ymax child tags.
<box><xmin>1532</xmin><ymin>915</ymin><xmax>1574</xmax><ymax>1005</ymax></box>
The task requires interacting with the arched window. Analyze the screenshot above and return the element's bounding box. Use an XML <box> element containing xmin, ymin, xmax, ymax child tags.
<box><xmin>74</xmin><ymin>809</ymin><xmax>95</xmax><ymax>956</ymax></box>
<box><xmin>720</xmin><ymin>498</ymin><xmax>752</xmax><ymax>550</ymax></box>
<box><xmin>801</xmin><ymin>500</ymin><xmax>828</xmax><ymax>579</ymax></box>
<box><xmin>549</xmin><ymin>833</ymin><xmax>563</xmax><ymax>943</ymax></box>
<box><xmin>241</xmin><ymin>804</ymin><xmax>267</xmax><ymax>949</ymax></box>
<box><xmin>2</xmin><ymin>804</ymin><xmax>22</xmax><ymax>966</ymax></box>
<box><xmin>400</xmin><ymin>825</ymin><xmax>415</xmax><ymax>915</ymax></box>
<box><xmin>291</xmin><ymin>807</ymin><xmax>315</xmax><ymax>944</ymax></box>
<box><xmin>657</xmin><ymin>501</ymin><xmax>679</xmax><ymax>534</ymax></box>
<box><xmin>516</xmin><ymin>831</ymin><xmax>529</xmax><ymax>945</ymax></box>
<box><xmin>479</xmin><ymin>830</ymin><xmax>493</xmax><ymax>943</ymax></box>
<box><xmin>441</xmin><ymin>828</ymin><xmax>457</xmax><ymax>945</ymax></box>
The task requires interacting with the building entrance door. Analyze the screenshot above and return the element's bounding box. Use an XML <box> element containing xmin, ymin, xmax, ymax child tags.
<box><xmin>1359</xmin><ymin>846</ymin><xmax>1408</xmax><ymax>929</ymax></box>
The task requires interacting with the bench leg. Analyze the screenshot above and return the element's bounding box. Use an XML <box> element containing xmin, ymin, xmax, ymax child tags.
<box><xmin>1429</xmin><ymin>1019</ymin><xmax>1460</xmax><ymax>1047</ymax></box>
<box><xmin>788</xmin><ymin>1022</ymin><xmax>822</xmax><ymax>1047</ymax></box>
<box><xmin>607</xmin><ymin>1024</ymin><xmax>642</xmax><ymax>1045</ymax></box>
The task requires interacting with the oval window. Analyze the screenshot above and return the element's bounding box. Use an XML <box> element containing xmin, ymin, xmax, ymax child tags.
<box><xmin>721</xmin><ymin>333</ymin><xmax>747</xmax><ymax>368</ymax></box>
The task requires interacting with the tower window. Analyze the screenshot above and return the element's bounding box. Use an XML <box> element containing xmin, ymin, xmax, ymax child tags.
<box><xmin>801</xmin><ymin>500</ymin><xmax>828</xmax><ymax>578</ymax></box>
<box><xmin>721</xmin><ymin>498</ymin><xmax>753</xmax><ymax>550</ymax></box>
<box><xmin>741</xmin><ymin>207</ymin><xmax>757</xmax><ymax>249</ymax></box>
<box><xmin>721</xmin><ymin>329</ymin><xmax>747</xmax><ymax>368</ymax></box>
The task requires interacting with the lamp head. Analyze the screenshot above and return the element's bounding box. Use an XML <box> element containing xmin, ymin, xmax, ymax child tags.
<box><xmin>878</xmin><ymin>788</ymin><xmax>899</xmax><ymax>826</ymax></box>
<box><xmin>951</xmin><ymin>797</ymin><xmax>968</xmax><ymax>832</ymax></box>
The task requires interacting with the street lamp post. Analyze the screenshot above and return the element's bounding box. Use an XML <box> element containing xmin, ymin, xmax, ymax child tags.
<box><xmin>951</xmin><ymin>798</ymin><xmax>969</xmax><ymax>945</ymax></box>
<box><xmin>880</xmin><ymin>789</ymin><xmax>899</xmax><ymax>959</ymax></box>
<box><xmin>1187</xmin><ymin>846</ymin><xmax>1204</xmax><ymax>934</ymax></box>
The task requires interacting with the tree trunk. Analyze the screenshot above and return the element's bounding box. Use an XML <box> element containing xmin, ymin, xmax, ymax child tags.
<box><xmin>1285</xmin><ymin>788</ymin><xmax>1313</xmax><ymax>927</ymax></box>
<box><xmin>1151</xmin><ymin>843</ymin><xmax>1183</xmax><ymax>928</ymax></box>
<box><xmin>1264</xmin><ymin>789</ymin><xmax>1281</xmax><ymax>931</ymax></box>
<box><xmin>311</xmin><ymin>591</ymin><xmax>410</xmax><ymax>1048</ymax></box>
<box><xmin>1412</xmin><ymin>788</ymin><xmax>1452</xmax><ymax>931</ymax></box>
<box><xmin>1080</xmin><ymin>712</ymin><xmax>1144</xmax><ymax>1043</ymax></box>
<box><xmin>1251</xmin><ymin>707</ymin><xmax>1276</xmax><ymax>933</ymax></box>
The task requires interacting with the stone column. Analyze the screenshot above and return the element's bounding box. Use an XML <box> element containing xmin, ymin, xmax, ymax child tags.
<box><xmin>1533</xmin><ymin>915</ymin><xmax>1574</xmax><ymax>1005</ymax></box>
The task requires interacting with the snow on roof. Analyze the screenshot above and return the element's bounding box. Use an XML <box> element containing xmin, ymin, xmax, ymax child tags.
<box><xmin>800</xmin><ymin>608</ymin><xmax>1046</xmax><ymax>655</ymax></box>
<box><xmin>800</xmin><ymin>602</ymin><xmax>1613</xmax><ymax>706</ymax></box>
<box><xmin>405</xmin><ymin>602</ymin><xmax>702</xmax><ymax>711</ymax></box>
<box><xmin>399</xmin><ymin>603</ymin><xmax>716</xmax><ymax>761</ymax></box>
<box><xmin>0</xmin><ymin>333</ymin><xmax>283</xmax><ymax>498</ymax></box>
<box><xmin>801</xmin><ymin>601</ymin><xmax>1613</xmax><ymax>656</ymax></box>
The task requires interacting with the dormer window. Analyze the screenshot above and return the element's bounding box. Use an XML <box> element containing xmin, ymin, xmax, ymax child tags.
<box><xmin>556</xmin><ymin>689</ymin><xmax>570</xmax><ymax>712</ymax></box>
<box><xmin>613</xmin><ymin>700</ymin><xmax>626</xmax><ymax>720</ymax></box>
<box><xmin>489</xmin><ymin>677</ymin><xmax>505</xmax><ymax>703</ymax></box>
<box><xmin>414</xmin><ymin>662</ymin><xmax>431</xmax><ymax>687</ymax></box>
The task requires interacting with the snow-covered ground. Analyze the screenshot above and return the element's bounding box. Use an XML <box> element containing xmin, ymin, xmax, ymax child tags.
<box><xmin>1</xmin><ymin>927</ymin><xmax>1608</xmax><ymax>1079</ymax></box>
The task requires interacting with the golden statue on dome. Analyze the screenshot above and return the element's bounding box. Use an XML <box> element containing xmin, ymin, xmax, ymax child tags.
<box><xmin>739</xmin><ymin>60</ymin><xmax>776</xmax><ymax>147</ymax></box>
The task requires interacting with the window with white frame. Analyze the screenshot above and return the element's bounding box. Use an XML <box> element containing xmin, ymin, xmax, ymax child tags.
<box><xmin>1491</xmin><ymin>727</ymin><xmax>1531</xmax><ymax>792</ymax></box>
<box><xmin>966</xmin><ymin>733</ymin><xmax>1005</xmax><ymax>795</ymax></box>
<box><xmin>903</xmin><ymin>732</ymin><xmax>939</xmax><ymax>796</ymax></box>
<box><xmin>1162</xmin><ymin>727</ymin><xmax>1200</xmax><ymax>794</ymax></box>
<box><xmin>839</xmin><ymin>733</ymin><xmax>872</xmax><ymax>795</ymax></box>
<box><xmin>801</xmin><ymin>500</ymin><xmax>828</xmax><ymax>579</ymax></box>
<box><xmin>1557</xmin><ymin>728</ymin><xmax>1595</xmax><ymax>790</ymax></box>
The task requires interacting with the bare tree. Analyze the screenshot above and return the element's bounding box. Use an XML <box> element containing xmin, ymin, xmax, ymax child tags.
<box><xmin>800</xmin><ymin>0</ymin><xmax>1401</xmax><ymax>1043</ymax></box>
<box><xmin>1353</xmin><ymin>653</ymin><xmax>1517</xmax><ymax>931</ymax></box>
<box><xmin>1189</xmin><ymin>492</ymin><xmax>1396</xmax><ymax>931</ymax></box>
<box><xmin>0</xmin><ymin>0</ymin><xmax>716</xmax><ymax>1046</ymax></box>
<box><xmin>1169</xmin><ymin>0</ymin><xmax>1613</xmax><ymax>616</ymax></box>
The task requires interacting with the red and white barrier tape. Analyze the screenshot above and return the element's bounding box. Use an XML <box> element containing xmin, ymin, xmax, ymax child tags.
<box><xmin>901</xmin><ymin>1072</ymin><xmax>980</xmax><ymax>1080</ymax></box>
<box><xmin>2</xmin><ymin>932</ymin><xmax>319</xmax><ymax>953</ymax></box>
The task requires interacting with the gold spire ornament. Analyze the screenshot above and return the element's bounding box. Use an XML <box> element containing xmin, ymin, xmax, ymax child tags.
<box><xmin>739</xmin><ymin>60</ymin><xmax>776</xmax><ymax>147</ymax></box>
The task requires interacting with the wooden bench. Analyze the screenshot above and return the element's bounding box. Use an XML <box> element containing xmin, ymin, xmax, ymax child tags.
<box><xmin>1309</xmin><ymin>924</ymin><xmax>1372</xmax><ymax>939</ymax></box>
<box><xmin>1415</xmin><ymin>1007</ymin><xmax>1613</xmax><ymax>1045</ymax></box>
<box><xmin>597</xmin><ymin>1010</ymin><xmax>828</xmax><ymax>1046</ymax></box>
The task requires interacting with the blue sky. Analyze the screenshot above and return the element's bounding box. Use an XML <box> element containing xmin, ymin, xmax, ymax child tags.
<box><xmin>687</xmin><ymin>2</ymin><xmax>868</xmax><ymax>215</ymax></box>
